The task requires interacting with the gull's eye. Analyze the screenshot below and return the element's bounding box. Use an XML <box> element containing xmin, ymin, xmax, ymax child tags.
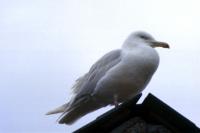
<box><xmin>139</xmin><ymin>35</ymin><xmax>150</xmax><ymax>40</ymax></box>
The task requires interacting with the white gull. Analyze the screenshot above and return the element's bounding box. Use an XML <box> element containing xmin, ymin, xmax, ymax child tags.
<box><xmin>46</xmin><ymin>31</ymin><xmax>169</xmax><ymax>124</ymax></box>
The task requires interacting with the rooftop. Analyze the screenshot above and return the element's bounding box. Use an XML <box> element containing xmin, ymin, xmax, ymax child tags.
<box><xmin>74</xmin><ymin>93</ymin><xmax>200</xmax><ymax>133</ymax></box>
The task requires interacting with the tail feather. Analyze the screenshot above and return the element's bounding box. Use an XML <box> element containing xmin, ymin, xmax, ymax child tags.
<box><xmin>58</xmin><ymin>98</ymin><xmax>104</xmax><ymax>125</ymax></box>
<box><xmin>46</xmin><ymin>103</ymin><xmax>69</xmax><ymax>115</ymax></box>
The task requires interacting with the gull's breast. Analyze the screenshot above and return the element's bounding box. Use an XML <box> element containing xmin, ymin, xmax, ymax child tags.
<box><xmin>94</xmin><ymin>47</ymin><xmax>159</xmax><ymax>103</ymax></box>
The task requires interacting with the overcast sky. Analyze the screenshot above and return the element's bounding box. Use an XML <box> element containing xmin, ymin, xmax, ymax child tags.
<box><xmin>1</xmin><ymin>0</ymin><xmax>200</xmax><ymax>132</ymax></box>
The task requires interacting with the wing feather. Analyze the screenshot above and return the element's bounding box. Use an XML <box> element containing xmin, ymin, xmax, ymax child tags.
<box><xmin>71</xmin><ymin>49</ymin><xmax>121</xmax><ymax>102</ymax></box>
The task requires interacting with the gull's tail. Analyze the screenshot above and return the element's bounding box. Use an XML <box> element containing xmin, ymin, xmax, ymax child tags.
<box><xmin>58</xmin><ymin>97</ymin><xmax>104</xmax><ymax>125</ymax></box>
<box><xmin>46</xmin><ymin>103</ymin><xmax>69</xmax><ymax>115</ymax></box>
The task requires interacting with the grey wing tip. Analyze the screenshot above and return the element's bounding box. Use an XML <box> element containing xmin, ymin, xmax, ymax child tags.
<box><xmin>45</xmin><ymin>112</ymin><xmax>51</xmax><ymax>115</ymax></box>
<box><xmin>45</xmin><ymin>103</ymin><xmax>69</xmax><ymax>115</ymax></box>
<box><xmin>45</xmin><ymin>111</ymin><xmax>55</xmax><ymax>115</ymax></box>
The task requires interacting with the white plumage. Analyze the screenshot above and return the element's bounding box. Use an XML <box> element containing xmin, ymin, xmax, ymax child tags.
<box><xmin>46</xmin><ymin>31</ymin><xmax>169</xmax><ymax>124</ymax></box>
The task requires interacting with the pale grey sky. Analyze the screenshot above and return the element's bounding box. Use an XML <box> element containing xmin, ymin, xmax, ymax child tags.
<box><xmin>1</xmin><ymin>0</ymin><xmax>200</xmax><ymax>132</ymax></box>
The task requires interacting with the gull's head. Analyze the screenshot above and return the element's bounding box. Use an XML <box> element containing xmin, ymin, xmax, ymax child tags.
<box><xmin>123</xmin><ymin>31</ymin><xmax>170</xmax><ymax>49</ymax></box>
